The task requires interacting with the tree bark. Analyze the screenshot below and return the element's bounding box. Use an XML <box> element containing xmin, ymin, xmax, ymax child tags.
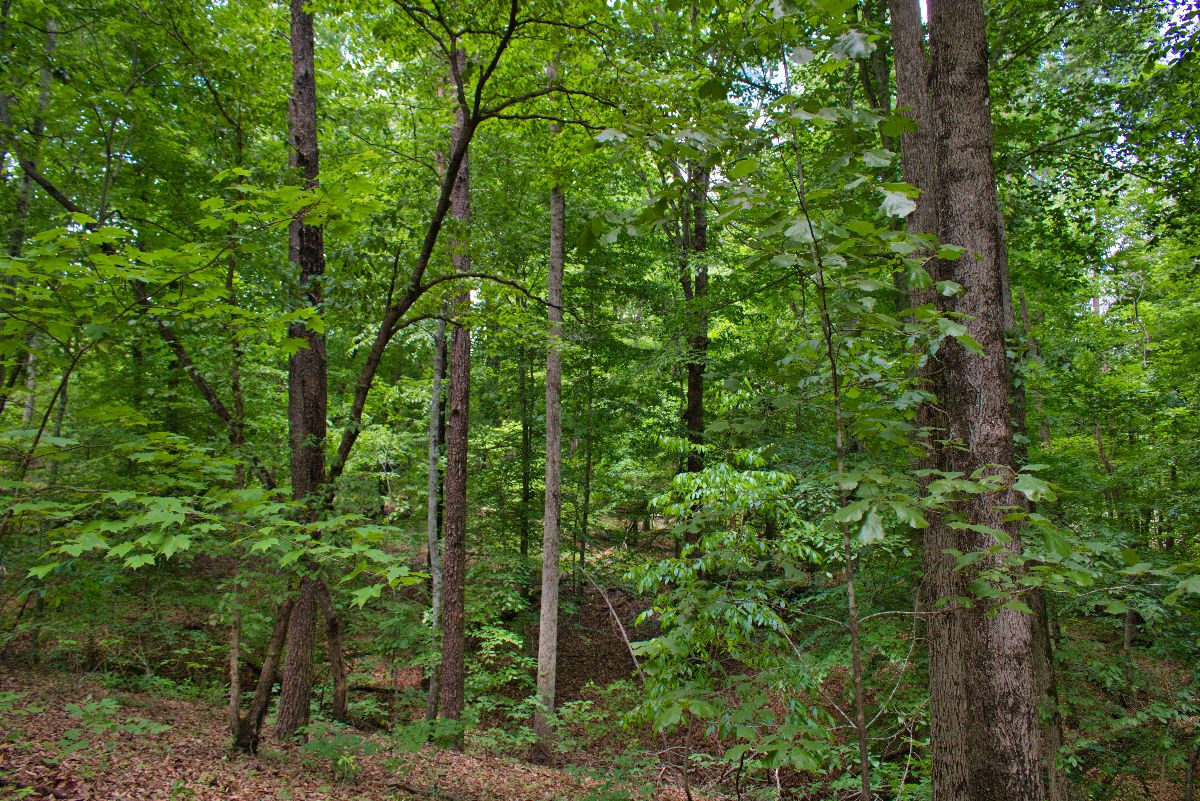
<box><xmin>438</xmin><ymin>47</ymin><xmax>472</xmax><ymax>739</ymax></box>
<box><xmin>235</xmin><ymin>596</ymin><xmax>293</xmax><ymax>752</ymax></box>
<box><xmin>921</xmin><ymin>2</ymin><xmax>1048</xmax><ymax>799</ymax></box>
<box><xmin>275</xmin><ymin>578</ymin><xmax>318</xmax><ymax>739</ymax></box>
<box><xmin>284</xmin><ymin>0</ymin><xmax>327</xmax><ymax>510</ymax></box>
<box><xmin>534</xmin><ymin>169</ymin><xmax>565</xmax><ymax>756</ymax></box>
<box><xmin>425</xmin><ymin>318</ymin><xmax>446</xmax><ymax>722</ymax></box>
<box><xmin>276</xmin><ymin>0</ymin><xmax>327</xmax><ymax>741</ymax></box>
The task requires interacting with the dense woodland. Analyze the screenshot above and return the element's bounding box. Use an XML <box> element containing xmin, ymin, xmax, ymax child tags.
<box><xmin>1</xmin><ymin>0</ymin><xmax>1198</xmax><ymax>799</ymax></box>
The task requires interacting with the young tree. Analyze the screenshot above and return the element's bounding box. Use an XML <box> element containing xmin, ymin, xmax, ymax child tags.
<box><xmin>534</xmin><ymin>120</ymin><xmax>565</xmax><ymax>755</ymax></box>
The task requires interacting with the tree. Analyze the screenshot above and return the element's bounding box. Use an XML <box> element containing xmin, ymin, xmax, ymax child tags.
<box><xmin>275</xmin><ymin>0</ymin><xmax>331</xmax><ymax>741</ymax></box>
<box><xmin>918</xmin><ymin>1</ymin><xmax>1046</xmax><ymax>797</ymax></box>
<box><xmin>438</xmin><ymin>43</ymin><xmax>472</xmax><ymax>738</ymax></box>
<box><xmin>534</xmin><ymin>112</ymin><xmax>565</xmax><ymax>755</ymax></box>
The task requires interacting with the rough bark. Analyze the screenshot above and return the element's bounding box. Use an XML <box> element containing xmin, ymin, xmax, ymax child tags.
<box><xmin>922</xmin><ymin>2</ymin><xmax>1048</xmax><ymax>799</ymax></box>
<box><xmin>284</xmin><ymin>0</ymin><xmax>328</xmax><ymax>509</ymax></box>
<box><xmin>438</xmin><ymin>49</ymin><xmax>472</xmax><ymax>736</ymax></box>
<box><xmin>275</xmin><ymin>0</ymin><xmax>329</xmax><ymax>740</ymax></box>
<box><xmin>889</xmin><ymin>0</ymin><xmax>937</xmax><ymax>299</ymax></box>
<box><xmin>534</xmin><ymin>173</ymin><xmax>565</xmax><ymax>756</ymax></box>
<box><xmin>425</xmin><ymin>318</ymin><xmax>446</xmax><ymax>722</ymax></box>
<box><xmin>275</xmin><ymin>578</ymin><xmax>318</xmax><ymax>739</ymax></box>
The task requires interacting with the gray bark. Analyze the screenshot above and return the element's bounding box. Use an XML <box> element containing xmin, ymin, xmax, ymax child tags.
<box><xmin>534</xmin><ymin>169</ymin><xmax>566</xmax><ymax>755</ymax></box>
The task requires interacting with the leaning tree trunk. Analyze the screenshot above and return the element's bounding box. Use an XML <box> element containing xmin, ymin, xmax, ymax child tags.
<box><xmin>438</xmin><ymin>47</ymin><xmax>472</xmax><ymax>741</ymax></box>
<box><xmin>534</xmin><ymin>162</ymin><xmax>566</xmax><ymax>758</ymax></box>
<box><xmin>275</xmin><ymin>0</ymin><xmax>328</xmax><ymax>742</ymax></box>
<box><xmin>234</xmin><ymin>596</ymin><xmax>293</xmax><ymax>751</ymax></box>
<box><xmin>921</xmin><ymin>1</ymin><xmax>1048</xmax><ymax>799</ymax></box>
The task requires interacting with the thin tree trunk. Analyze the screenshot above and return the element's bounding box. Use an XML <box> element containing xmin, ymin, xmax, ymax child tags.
<box><xmin>922</xmin><ymin>1</ymin><xmax>1047</xmax><ymax>798</ymax></box>
<box><xmin>534</xmin><ymin>166</ymin><xmax>565</xmax><ymax>757</ymax></box>
<box><xmin>276</xmin><ymin>0</ymin><xmax>327</xmax><ymax>740</ymax></box>
<box><xmin>228</xmin><ymin>609</ymin><xmax>242</xmax><ymax>741</ymax></box>
<box><xmin>425</xmin><ymin>318</ymin><xmax>446</xmax><ymax>722</ymax></box>
<box><xmin>438</xmin><ymin>46</ymin><xmax>472</xmax><ymax>739</ymax></box>
<box><xmin>45</xmin><ymin>369</ymin><xmax>68</xmax><ymax>486</ymax></box>
<box><xmin>519</xmin><ymin>348</ymin><xmax>532</xmax><ymax>559</ymax></box>
<box><xmin>21</xmin><ymin>352</ymin><xmax>36</xmax><ymax>426</ymax></box>
<box><xmin>577</xmin><ymin>351</ymin><xmax>595</xmax><ymax>592</ymax></box>
<box><xmin>235</xmin><ymin>596</ymin><xmax>293</xmax><ymax>752</ymax></box>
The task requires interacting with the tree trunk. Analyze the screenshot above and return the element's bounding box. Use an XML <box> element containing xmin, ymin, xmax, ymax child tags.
<box><xmin>425</xmin><ymin>318</ymin><xmax>446</xmax><ymax>722</ymax></box>
<box><xmin>235</xmin><ymin>596</ymin><xmax>293</xmax><ymax>752</ymax></box>
<box><xmin>438</xmin><ymin>48</ymin><xmax>472</xmax><ymax>738</ymax></box>
<box><xmin>275</xmin><ymin>0</ymin><xmax>328</xmax><ymax>740</ymax></box>
<box><xmin>519</xmin><ymin>347</ymin><xmax>532</xmax><ymax>559</ymax></box>
<box><xmin>534</xmin><ymin>172</ymin><xmax>566</xmax><ymax>757</ymax></box>
<box><xmin>21</xmin><ymin>351</ymin><xmax>36</xmax><ymax>427</ymax></box>
<box><xmin>921</xmin><ymin>2</ymin><xmax>1047</xmax><ymax>798</ymax></box>
<box><xmin>45</xmin><ymin>369</ymin><xmax>67</xmax><ymax>486</ymax></box>
<box><xmin>276</xmin><ymin>578</ymin><xmax>318</xmax><ymax>739</ymax></box>
<box><xmin>284</xmin><ymin>0</ymin><xmax>327</xmax><ymax>510</ymax></box>
<box><xmin>228</xmin><ymin>609</ymin><xmax>242</xmax><ymax>741</ymax></box>
<box><xmin>680</xmin><ymin>168</ymin><xmax>709</xmax><ymax>475</ymax></box>
<box><xmin>577</xmin><ymin>351</ymin><xmax>595</xmax><ymax>592</ymax></box>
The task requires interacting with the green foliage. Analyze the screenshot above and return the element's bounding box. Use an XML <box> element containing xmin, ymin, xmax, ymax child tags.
<box><xmin>298</xmin><ymin>721</ymin><xmax>379</xmax><ymax>782</ymax></box>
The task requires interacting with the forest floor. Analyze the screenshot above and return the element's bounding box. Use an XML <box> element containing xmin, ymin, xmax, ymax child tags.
<box><xmin>0</xmin><ymin>579</ymin><xmax>697</xmax><ymax>801</ymax></box>
<box><xmin>0</xmin><ymin>666</ymin><xmax>693</xmax><ymax>801</ymax></box>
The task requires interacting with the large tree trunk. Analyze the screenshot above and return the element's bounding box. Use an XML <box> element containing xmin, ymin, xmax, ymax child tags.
<box><xmin>425</xmin><ymin>318</ymin><xmax>446</xmax><ymax>722</ymax></box>
<box><xmin>920</xmin><ymin>2</ymin><xmax>1047</xmax><ymax>799</ymax></box>
<box><xmin>276</xmin><ymin>0</ymin><xmax>328</xmax><ymax>741</ymax></box>
<box><xmin>276</xmin><ymin>578</ymin><xmax>318</xmax><ymax>739</ymax></box>
<box><xmin>438</xmin><ymin>48</ymin><xmax>472</xmax><ymax>739</ymax></box>
<box><xmin>534</xmin><ymin>172</ymin><xmax>566</xmax><ymax>757</ymax></box>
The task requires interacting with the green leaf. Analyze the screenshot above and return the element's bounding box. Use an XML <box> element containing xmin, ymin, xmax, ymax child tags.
<box><xmin>891</xmin><ymin>502</ymin><xmax>928</xmax><ymax>529</ymax></box>
<box><xmin>350</xmin><ymin>585</ymin><xmax>382</xmax><ymax>607</ymax></box>
<box><xmin>28</xmin><ymin>562</ymin><xmax>62</xmax><ymax>579</ymax></box>
<box><xmin>832</xmin><ymin>499</ymin><xmax>869</xmax><ymax>523</ymax></box>
<box><xmin>727</xmin><ymin>158</ymin><xmax>758</xmax><ymax>180</ymax></box>
<box><xmin>859</xmin><ymin>507</ymin><xmax>884</xmax><ymax>543</ymax></box>
<box><xmin>698</xmin><ymin>77</ymin><xmax>727</xmax><ymax>100</ymax></box>
<box><xmin>861</xmin><ymin>148</ymin><xmax>894</xmax><ymax>167</ymax></box>
<box><xmin>1014</xmin><ymin>473</ymin><xmax>1055</xmax><ymax>502</ymax></box>
<box><xmin>880</xmin><ymin>189</ymin><xmax>916</xmax><ymax>218</ymax></box>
